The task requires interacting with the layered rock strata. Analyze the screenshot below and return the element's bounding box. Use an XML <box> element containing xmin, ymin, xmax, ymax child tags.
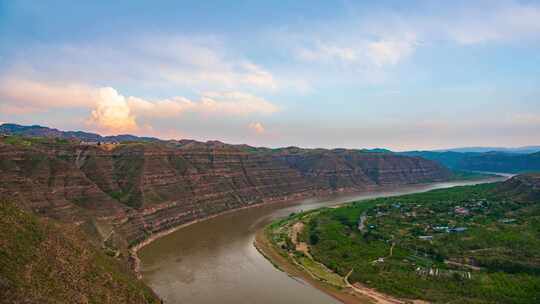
<box><xmin>0</xmin><ymin>139</ymin><xmax>451</xmax><ymax>247</ymax></box>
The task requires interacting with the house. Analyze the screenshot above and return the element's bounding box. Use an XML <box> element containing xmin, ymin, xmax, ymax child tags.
<box><xmin>372</xmin><ymin>257</ymin><xmax>385</xmax><ymax>264</ymax></box>
<box><xmin>433</xmin><ymin>226</ymin><xmax>449</xmax><ymax>232</ymax></box>
<box><xmin>449</xmin><ymin>227</ymin><xmax>467</xmax><ymax>233</ymax></box>
<box><xmin>454</xmin><ymin>207</ymin><xmax>470</xmax><ymax>215</ymax></box>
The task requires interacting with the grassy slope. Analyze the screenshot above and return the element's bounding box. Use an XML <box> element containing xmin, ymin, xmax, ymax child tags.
<box><xmin>0</xmin><ymin>201</ymin><xmax>160</xmax><ymax>304</ymax></box>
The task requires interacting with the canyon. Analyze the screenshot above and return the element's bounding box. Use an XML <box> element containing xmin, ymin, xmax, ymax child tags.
<box><xmin>0</xmin><ymin>133</ymin><xmax>450</xmax><ymax>256</ymax></box>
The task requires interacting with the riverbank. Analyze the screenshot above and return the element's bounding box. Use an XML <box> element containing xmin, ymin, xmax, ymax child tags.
<box><xmin>254</xmin><ymin>227</ymin><xmax>374</xmax><ymax>304</ymax></box>
<box><xmin>130</xmin><ymin>183</ymin><xmax>412</xmax><ymax>277</ymax></box>
<box><xmin>130</xmin><ymin>190</ymin><xmax>314</xmax><ymax>277</ymax></box>
<box><xmin>130</xmin><ymin>187</ymin><xmax>365</xmax><ymax>277</ymax></box>
<box><xmin>137</xmin><ymin>175</ymin><xmax>510</xmax><ymax>303</ymax></box>
<box><xmin>132</xmin><ymin>176</ymin><xmax>506</xmax><ymax>279</ymax></box>
<box><xmin>256</xmin><ymin>175</ymin><xmax>540</xmax><ymax>304</ymax></box>
<box><xmin>254</xmin><ymin>215</ymin><xmax>424</xmax><ymax>304</ymax></box>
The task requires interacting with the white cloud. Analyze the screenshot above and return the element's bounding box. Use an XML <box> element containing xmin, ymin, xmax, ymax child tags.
<box><xmin>248</xmin><ymin>122</ymin><xmax>265</xmax><ymax>134</ymax></box>
<box><xmin>0</xmin><ymin>77</ymin><xmax>96</xmax><ymax>112</ymax></box>
<box><xmin>198</xmin><ymin>91</ymin><xmax>279</xmax><ymax>115</ymax></box>
<box><xmin>88</xmin><ymin>87</ymin><xmax>138</xmax><ymax>134</ymax></box>
<box><xmin>238</xmin><ymin>62</ymin><xmax>277</xmax><ymax>89</ymax></box>
<box><xmin>127</xmin><ymin>91</ymin><xmax>279</xmax><ymax>118</ymax></box>
<box><xmin>127</xmin><ymin>96</ymin><xmax>195</xmax><ymax>118</ymax></box>
<box><xmin>0</xmin><ymin>77</ymin><xmax>279</xmax><ymax>134</ymax></box>
<box><xmin>509</xmin><ymin>113</ymin><xmax>540</xmax><ymax>125</ymax></box>
<box><xmin>283</xmin><ymin>0</ymin><xmax>540</xmax><ymax>72</ymax></box>
<box><xmin>297</xmin><ymin>42</ymin><xmax>358</xmax><ymax>63</ymax></box>
<box><xmin>445</xmin><ymin>2</ymin><xmax>540</xmax><ymax>44</ymax></box>
<box><xmin>2</xmin><ymin>35</ymin><xmax>278</xmax><ymax>94</ymax></box>
<box><xmin>293</xmin><ymin>33</ymin><xmax>417</xmax><ymax>68</ymax></box>
<box><xmin>366</xmin><ymin>36</ymin><xmax>416</xmax><ymax>66</ymax></box>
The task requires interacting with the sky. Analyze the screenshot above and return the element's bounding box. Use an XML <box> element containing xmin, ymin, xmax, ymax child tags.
<box><xmin>0</xmin><ymin>0</ymin><xmax>539</xmax><ymax>151</ymax></box>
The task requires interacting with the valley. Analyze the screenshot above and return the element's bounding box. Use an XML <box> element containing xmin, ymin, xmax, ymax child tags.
<box><xmin>0</xmin><ymin>130</ymin><xmax>450</xmax><ymax>255</ymax></box>
<box><xmin>0</xmin><ymin>125</ymin><xmax>534</xmax><ymax>304</ymax></box>
<box><xmin>263</xmin><ymin>174</ymin><xmax>540</xmax><ymax>303</ymax></box>
<box><xmin>3</xmin><ymin>2</ymin><xmax>540</xmax><ymax>303</ymax></box>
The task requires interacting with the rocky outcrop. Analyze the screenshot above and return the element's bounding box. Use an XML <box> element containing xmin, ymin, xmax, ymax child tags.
<box><xmin>0</xmin><ymin>136</ymin><xmax>451</xmax><ymax>247</ymax></box>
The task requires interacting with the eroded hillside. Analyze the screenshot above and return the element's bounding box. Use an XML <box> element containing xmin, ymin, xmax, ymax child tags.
<box><xmin>0</xmin><ymin>135</ymin><xmax>450</xmax><ymax>249</ymax></box>
<box><xmin>0</xmin><ymin>200</ymin><xmax>159</xmax><ymax>304</ymax></box>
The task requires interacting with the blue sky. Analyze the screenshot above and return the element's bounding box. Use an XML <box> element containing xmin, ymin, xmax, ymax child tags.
<box><xmin>1</xmin><ymin>0</ymin><xmax>539</xmax><ymax>150</ymax></box>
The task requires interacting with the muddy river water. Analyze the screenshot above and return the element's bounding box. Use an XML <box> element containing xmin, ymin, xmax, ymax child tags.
<box><xmin>139</xmin><ymin>177</ymin><xmax>508</xmax><ymax>304</ymax></box>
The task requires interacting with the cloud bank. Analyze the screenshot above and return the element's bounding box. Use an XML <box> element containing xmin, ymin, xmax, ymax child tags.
<box><xmin>0</xmin><ymin>78</ymin><xmax>279</xmax><ymax>135</ymax></box>
<box><xmin>248</xmin><ymin>122</ymin><xmax>265</xmax><ymax>134</ymax></box>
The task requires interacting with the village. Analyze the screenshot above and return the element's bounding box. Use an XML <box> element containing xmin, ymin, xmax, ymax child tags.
<box><xmin>355</xmin><ymin>195</ymin><xmax>524</xmax><ymax>280</ymax></box>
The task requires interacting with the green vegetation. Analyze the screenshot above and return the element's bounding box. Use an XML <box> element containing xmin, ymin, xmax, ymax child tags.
<box><xmin>265</xmin><ymin>211</ymin><xmax>348</xmax><ymax>289</ymax></box>
<box><xmin>269</xmin><ymin>183</ymin><xmax>540</xmax><ymax>303</ymax></box>
<box><xmin>1</xmin><ymin>135</ymin><xmax>72</xmax><ymax>147</ymax></box>
<box><xmin>0</xmin><ymin>201</ymin><xmax>159</xmax><ymax>304</ymax></box>
<box><xmin>111</xmin><ymin>148</ymin><xmax>146</xmax><ymax>208</ymax></box>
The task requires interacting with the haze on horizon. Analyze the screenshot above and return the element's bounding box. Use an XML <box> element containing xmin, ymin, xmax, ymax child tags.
<box><xmin>0</xmin><ymin>1</ymin><xmax>539</xmax><ymax>151</ymax></box>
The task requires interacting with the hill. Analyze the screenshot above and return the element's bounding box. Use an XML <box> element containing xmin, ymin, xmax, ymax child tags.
<box><xmin>435</xmin><ymin>146</ymin><xmax>540</xmax><ymax>154</ymax></box>
<box><xmin>0</xmin><ymin>200</ymin><xmax>159</xmax><ymax>304</ymax></box>
<box><xmin>4</xmin><ymin>123</ymin><xmax>538</xmax><ymax>175</ymax></box>
<box><xmin>0</xmin><ymin>133</ymin><xmax>450</xmax><ymax>250</ymax></box>
<box><xmin>403</xmin><ymin>150</ymin><xmax>540</xmax><ymax>173</ymax></box>
<box><xmin>494</xmin><ymin>173</ymin><xmax>540</xmax><ymax>202</ymax></box>
<box><xmin>0</xmin><ymin>123</ymin><xmax>158</xmax><ymax>143</ymax></box>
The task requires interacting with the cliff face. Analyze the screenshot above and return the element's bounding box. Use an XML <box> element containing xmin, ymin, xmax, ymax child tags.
<box><xmin>0</xmin><ymin>142</ymin><xmax>127</xmax><ymax>223</ymax></box>
<box><xmin>0</xmin><ymin>137</ymin><xmax>450</xmax><ymax>246</ymax></box>
<box><xmin>277</xmin><ymin>148</ymin><xmax>449</xmax><ymax>189</ymax></box>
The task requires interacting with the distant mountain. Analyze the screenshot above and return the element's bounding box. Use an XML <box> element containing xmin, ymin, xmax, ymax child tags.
<box><xmin>0</xmin><ymin>123</ymin><xmax>158</xmax><ymax>143</ymax></box>
<box><xmin>434</xmin><ymin>146</ymin><xmax>540</xmax><ymax>154</ymax></box>
<box><xmin>359</xmin><ymin>148</ymin><xmax>394</xmax><ymax>153</ymax></box>
<box><xmin>3</xmin><ymin>122</ymin><xmax>538</xmax><ymax>174</ymax></box>
<box><xmin>402</xmin><ymin>150</ymin><xmax>540</xmax><ymax>173</ymax></box>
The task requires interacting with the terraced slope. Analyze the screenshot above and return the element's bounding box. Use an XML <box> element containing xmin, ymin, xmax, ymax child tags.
<box><xmin>0</xmin><ymin>135</ymin><xmax>450</xmax><ymax>249</ymax></box>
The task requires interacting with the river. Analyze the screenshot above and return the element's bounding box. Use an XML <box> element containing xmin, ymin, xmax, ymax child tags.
<box><xmin>139</xmin><ymin>176</ymin><xmax>509</xmax><ymax>304</ymax></box>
